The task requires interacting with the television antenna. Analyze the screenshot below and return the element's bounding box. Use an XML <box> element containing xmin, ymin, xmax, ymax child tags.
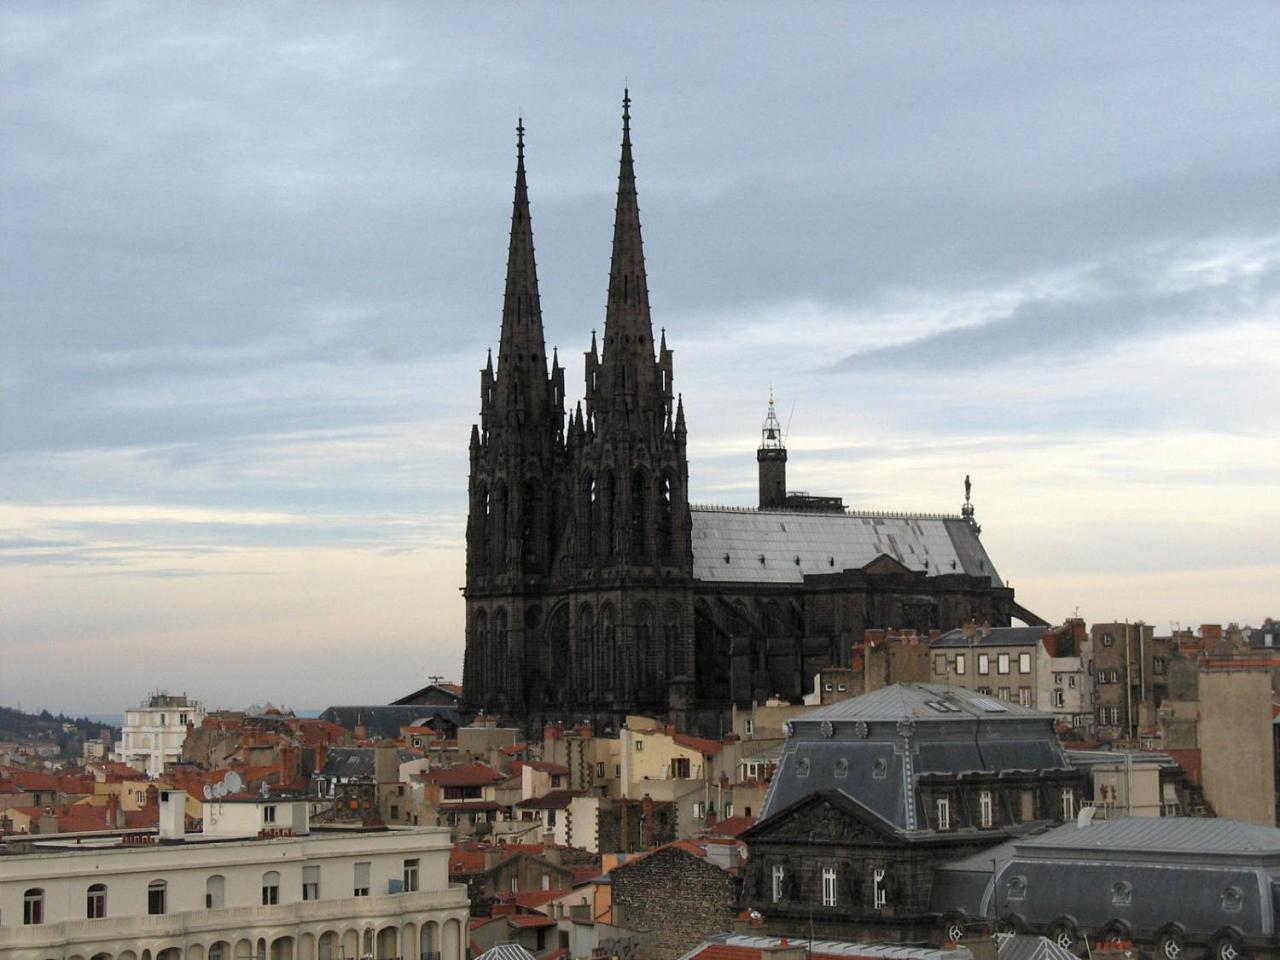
<box><xmin>202</xmin><ymin>784</ymin><xmax>213</xmax><ymax>801</ymax></box>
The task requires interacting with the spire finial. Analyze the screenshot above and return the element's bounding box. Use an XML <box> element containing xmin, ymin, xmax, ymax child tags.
<box><xmin>516</xmin><ymin>116</ymin><xmax>525</xmax><ymax>161</ymax></box>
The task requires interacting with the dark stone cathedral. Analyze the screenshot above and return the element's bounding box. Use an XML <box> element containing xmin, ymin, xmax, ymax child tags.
<box><xmin>462</xmin><ymin>95</ymin><xmax>1037</xmax><ymax>735</ymax></box>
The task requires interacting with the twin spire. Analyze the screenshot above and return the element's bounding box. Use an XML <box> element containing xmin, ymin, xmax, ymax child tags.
<box><xmin>493</xmin><ymin>92</ymin><xmax>657</xmax><ymax>427</ymax></box>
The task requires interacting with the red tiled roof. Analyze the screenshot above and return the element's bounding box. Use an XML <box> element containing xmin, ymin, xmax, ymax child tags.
<box><xmin>524</xmin><ymin>760</ymin><xmax>569</xmax><ymax>775</ymax></box>
<box><xmin>508</xmin><ymin>915</ymin><xmax>558</xmax><ymax>928</ymax></box>
<box><xmin>516</xmin><ymin>790</ymin><xmax>580</xmax><ymax>810</ymax></box>
<box><xmin>572</xmin><ymin>865</ymin><xmax>603</xmax><ymax>885</ymax></box>
<box><xmin>708</xmin><ymin>815</ymin><xmax>756</xmax><ymax>838</ymax></box>
<box><xmin>437</xmin><ymin>801</ymin><xmax>502</xmax><ymax>813</ymax></box>
<box><xmin>427</xmin><ymin>763</ymin><xmax>505</xmax><ymax>787</ymax></box>
<box><xmin>512</xmin><ymin>888</ymin><xmax>569</xmax><ymax>909</ymax></box>
<box><xmin>672</xmin><ymin>733</ymin><xmax>724</xmax><ymax>756</ymax></box>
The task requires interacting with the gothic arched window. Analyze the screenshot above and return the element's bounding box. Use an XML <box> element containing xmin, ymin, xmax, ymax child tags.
<box><xmin>521</xmin><ymin>480</ymin><xmax>539</xmax><ymax>571</ymax></box>
<box><xmin>578</xmin><ymin>604</ymin><xmax>596</xmax><ymax>693</ymax></box>
<box><xmin>658</xmin><ymin>473</ymin><xmax>676</xmax><ymax>561</ymax></box>
<box><xmin>600</xmin><ymin>603</ymin><xmax>617</xmax><ymax>692</ymax></box>
<box><xmin>631</xmin><ymin>470</ymin><xmax>648</xmax><ymax>561</ymax></box>
<box><xmin>491</xmin><ymin>483</ymin><xmax>508</xmax><ymax>570</ymax></box>
<box><xmin>494</xmin><ymin>607</ymin><xmax>509</xmax><ymax>692</ymax></box>
<box><xmin>601</xmin><ymin>473</ymin><xmax>618</xmax><ymax>558</ymax></box>
<box><xmin>581</xmin><ymin>473</ymin><xmax>597</xmax><ymax>560</ymax></box>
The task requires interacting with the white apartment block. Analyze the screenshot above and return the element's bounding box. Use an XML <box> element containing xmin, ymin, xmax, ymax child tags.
<box><xmin>0</xmin><ymin>790</ymin><xmax>468</xmax><ymax>960</ymax></box>
<box><xmin>114</xmin><ymin>694</ymin><xmax>207</xmax><ymax>779</ymax></box>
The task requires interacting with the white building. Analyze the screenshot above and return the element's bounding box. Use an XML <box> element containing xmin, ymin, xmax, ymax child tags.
<box><xmin>0</xmin><ymin>790</ymin><xmax>468</xmax><ymax>960</ymax></box>
<box><xmin>114</xmin><ymin>693</ymin><xmax>207</xmax><ymax>779</ymax></box>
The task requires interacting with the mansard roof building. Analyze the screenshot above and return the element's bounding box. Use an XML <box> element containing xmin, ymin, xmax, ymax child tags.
<box><xmin>462</xmin><ymin>95</ymin><xmax>1037</xmax><ymax>735</ymax></box>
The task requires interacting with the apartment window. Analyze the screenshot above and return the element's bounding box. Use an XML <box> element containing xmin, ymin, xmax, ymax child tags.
<box><xmin>934</xmin><ymin>654</ymin><xmax>946</xmax><ymax>675</ymax></box>
<box><xmin>390</xmin><ymin>804</ymin><xmax>399</xmax><ymax>819</ymax></box>
<box><xmin>1103</xmin><ymin>632</ymin><xmax>1115</xmax><ymax>646</ymax></box>
<box><xmin>671</xmin><ymin>757</ymin><xmax>691</xmax><ymax>779</ymax></box>
<box><xmin>615</xmin><ymin>764</ymin><xmax>620</xmax><ymax>777</ymax></box>
<box><xmin>997</xmin><ymin>653</ymin><xmax>1010</xmax><ymax>675</ymax></box>
<box><xmin>979</xmin><ymin>790</ymin><xmax>993</xmax><ymax>828</ymax></box>
<box><xmin>1068</xmin><ymin>675</ymin><xmax>1077</xmax><ymax>688</ymax></box>
<box><xmin>404</xmin><ymin>858</ymin><xmax>420</xmax><ymax>892</ymax></box>
<box><xmin>1052</xmin><ymin>689</ymin><xmax>1065</xmax><ymax>708</ymax></box>
<box><xmin>1054</xmin><ymin>672</ymin><xmax>1063</xmax><ymax>685</ymax></box>
<box><xmin>772</xmin><ymin>864</ymin><xmax>785</xmax><ymax>903</ymax></box>
<box><xmin>263</xmin><ymin>804</ymin><xmax>277</xmax><ymax>824</ymax></box>
<box><xmin>87</xmin><ymin>883</ymin><xmax>107</xmax><ymax>919</ymax></box>
<box><xmin>262</xmin><ymin>871</ymin><xmax>280</xmax><ymax>906</ymax></box>
<box><xmin>955</xmin><ymin>654</ymin><xmax>966</xmax><ymax>676</ymax></box>
<box><xmin>147</xmin><ymin>879</ymin><xmax>167</xmax><ymax>916</ymax></box>
<box><xmin>742</xmin><ymin>760</ymin><xmax>764</xmax><ymax>781</ymax></box>
<box><xmin>354</xmin><ymin>861</ymin><xmax>371</xmax><ymax>897</ymax></box>
<box><xmin>24</xmin><ymin>888</ymin><xmax>44</xmax><ymax>925</ymax></box>
<box><xmin>744</xmin><ymin>719</ymin><xmax>754</xmax><ymax>736</ymax></box>
<box><xmin>977</xmin><ymin>687</ymin><xmax>992</xmax><ymax>696</ymax></box>
<box><xmin>596</xmin><ymin>762</ymin><xmax>605</xmax><ymax>778</ymax></box>
<box><xmin>936</xmin><ymin>797</ymin><xmax>951</xmax><ymax>830</ymax></box>
<box><xmin>693</xmin><ymin>801</ymin><xmax>705</xmax><ymax>819</ymax></box>
<box><xmin>1019</xmin><ymin>687</ymin><xmax>1033</xmax><ymax>707</ymax></box>
<box><xmin>873</xmin><ymin>868</ymin><xmax>888</xmax><ymax>909</ymax></box>
<box><xmin>821</xmin><ymin>867</ymin><xmax>837</xmax><ymax>906</ymax></box>
<box><xmin>303</xmin><ymin>865</ymin><xmax>320</xmax><ymax>901</ymax></box>
<box><xmin>206</xmin><ymin>875</ymin><xmax>225</xmax><ymax>909</ymax></box>
<box><xmin>978</xmin><ymin>653</ymin><xmax>990</xmax><ymax>675</ymax></box>
<box><xmin>1061</xmin><ymin>788</ymin><xmax>1076</xmax><ymax>821</ymax></box>
<box><xmin>823</xmin><ymin>682</ymin><xmax>833</xmax><ymax>692</ymax></box>
<box><xmin>1019</xmin><ymin>652</ymin><xmax>1031</xmax><ymax>673</ymax></box>
<box><xmin>837</xmin><ymin>683</ymin><xmax>847</xmax><ymax>692</ymax></box>
<box><xmin>998</xmin><ymin>687</ymin><xmax>1011</xmax><ymax>701</ymax></box>
<box><xmin>1153</xmin><ymin>656</ymin><xmax>1167</xmax><ymax>675</ymax></box>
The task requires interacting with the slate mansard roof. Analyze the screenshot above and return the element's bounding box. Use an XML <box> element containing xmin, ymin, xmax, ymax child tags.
<box><xmin>689</xmin><ymin>507</ymin><xmax>1001</xmax><ymax>586</ymax></box>
<box><xmin>760</xmin><ymin>684</ymin><xmax>1071</xmax><ymax>827</ymax></box>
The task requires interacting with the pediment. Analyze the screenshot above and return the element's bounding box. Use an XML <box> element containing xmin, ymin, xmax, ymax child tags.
<box><xmin>862</xmin><ymin>553</ymin><xmax>914</xmax><ymax>576</ymax></box>
<box><xmin>745</xmin><ymin>791</ymin><xmax>896</xmax><ymax>847</ymax></box>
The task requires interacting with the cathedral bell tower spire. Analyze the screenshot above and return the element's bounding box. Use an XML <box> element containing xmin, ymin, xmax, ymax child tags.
<box><xmin>597</xmin><ymin>89</ymin><xmax>660</xmax><ymax>421</ymax></box>
<box><xmin>757</xmin><ymin>389</ymin><xmax>788</xmax><ymax>509</ymax></box>
<box><xmin>494</xmin><ymin>118</ymin><xmax>549</xmax><ymax>418</ymax></box>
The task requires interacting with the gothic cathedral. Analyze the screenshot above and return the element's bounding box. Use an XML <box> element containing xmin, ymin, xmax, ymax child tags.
<box><xmin>463</xmin><ymin>95</ymin><xmax>698</xmax><ymax>733</ymax></box>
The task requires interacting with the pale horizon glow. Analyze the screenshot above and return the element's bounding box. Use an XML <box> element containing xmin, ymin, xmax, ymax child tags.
<box><xmin>2</xmin><ymin>3</ymin><xmax>1279</xmax><ymax>715</ymax></box>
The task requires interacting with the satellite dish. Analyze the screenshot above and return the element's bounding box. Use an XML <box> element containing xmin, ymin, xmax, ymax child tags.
<box><xmin>203</xmin><ymin>784</ymin><xmax>213</xmax><ymax>801</ymax></box>
<box><xmin>214</xmin><ymin>781</ymin><xmax>227</xmax><ymax>799</ymax></box>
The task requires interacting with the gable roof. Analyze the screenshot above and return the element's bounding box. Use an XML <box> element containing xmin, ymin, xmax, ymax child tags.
<box><xmin>690</xmin><ymin>507</ymin><xmax>1001</xmax><ymax>586</ymax></box>
<box><xmin>427</xmin><ymin>763</ymin><xmax>505</xmax><ymax>787</ymax></box>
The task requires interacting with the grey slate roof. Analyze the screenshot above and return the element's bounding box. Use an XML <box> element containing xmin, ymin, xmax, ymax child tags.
<box><xmin>761</xmin><ymin>684</ymin><xmax>1069</xmax><ymax>825</ymax></box>
<box><xmin>931</xmin><ymin>626</ymin><xmax>1048</xmax><ymax>648</ymax></box>
<box><xmin>797</xmin><ymin>683</ymin><xmax>1049</xmax><ymax>724</ymax></box>
<box><xmin>319</xmin><ymin>704</ymin><xmax>462</xmax><ymax>739</ymax></box>
<box><xmin>316</xmin><ymin>747</ymin><xmax>417</xmax><ymax>781</ymax></box>
<box><xmin>1018</xmin><ymin>815</ymin><xmax>1280</xmax><ymax>856</ymax></box>
<box><xmin>690</xmin><ymin>507</ymin><xmax>1001</xmax><ymax>586</ymax></box>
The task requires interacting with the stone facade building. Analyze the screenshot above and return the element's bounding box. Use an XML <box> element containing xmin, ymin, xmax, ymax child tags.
<box><xmin>610</xmin><ymin>843</ymin><xmax>739</xmax><ymax>960</ymax></box>
<box><xmin>462</xmin><ymin>95</ymin><xmax>1036</xmax><ymax>734</ymax></box>
<box><xmin>739</xmin><ymin>684</ymin><xmax>1085</xmax><ymax>942</ymax></box>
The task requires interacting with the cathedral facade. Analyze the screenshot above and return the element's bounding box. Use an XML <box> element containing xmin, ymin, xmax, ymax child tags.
<box><xmin>462</xmin><ymin>96</ymin><xmax>1030</xmax><ymax>735</ymax></box>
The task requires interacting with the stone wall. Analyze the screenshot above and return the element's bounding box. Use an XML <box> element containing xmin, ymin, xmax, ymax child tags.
<box><xmin>611</xmin><ymin>845</ymin><xmax>737</xmax><ymax>960</ymax></box>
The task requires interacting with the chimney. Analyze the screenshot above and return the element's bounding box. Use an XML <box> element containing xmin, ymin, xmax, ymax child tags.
<box><xmin>158</xmin><ymin>790</ymin><xmax>186</xmax><ymax>841</ymax></box>
<box><xmin>107</xmin><ymin>792</ymin><xmax>124</xmax><ymax>828</ymax></box>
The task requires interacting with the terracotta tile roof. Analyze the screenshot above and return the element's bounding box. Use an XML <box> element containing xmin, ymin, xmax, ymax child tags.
<box><xmin>508</xmin><ymin>914</ymin><xmax>558</xmax><ymax>928</ymax></box>
<box><xmin>516</xmin><ymin>789</ymin><xmax>580</xmax><ymax>810</ymax></box>
<box><xmin>708</xmin><ymin>815</ymin><xmax>756</xmax><ymax>838</ymax></box>
<box><xmin>450</xmin><ymin>846</ymin><xmax>487</xmax><ymax>874</ymax></box>
<box><xmin>1165</xmin><ymin>748</ymin><xmax>1203</xmax><ymax>785</ymax></box>
<box><xmin>672</xmin><ymin>733</ymin><xmax>724</xmax><ymax>755</ymax></box>
<box><xmin>512</xmin><ymin>888</ymin><xmax>570</xmax><ymax>909</ymax></box>
<box><xmin>437</xmin><ymin>800</ymin><xmax>503</xmax><ymax>813</ymax></box>
<box><xmin>572</xmin><ymin>865</ymin><xmax>603</xmax><ymax>884</ymax></box>
<box><xmin>524</xmin><ymin>760</ymin><xmax>569</xmax><ymax>775</ymax></box>
<box><xmin>427</xmin><ymin>763</ymin><xmax>505</xmax><ymax>787</ymax></box>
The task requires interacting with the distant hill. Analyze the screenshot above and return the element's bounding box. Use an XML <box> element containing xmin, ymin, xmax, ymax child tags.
<box><xmin>0</xmin><ymin>705</ymin><xmax>119</xmax><ymax>757</ymax></box>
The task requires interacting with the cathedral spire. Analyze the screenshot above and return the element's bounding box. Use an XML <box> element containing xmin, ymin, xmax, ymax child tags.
<box><xmin>495</xmin><ymin>117</ymin><xmax>549</xmax><ymax>415</ymax></box>
<box><xmin>600</xmin><ymin>89</ymin><xmax>657</xmax><ymax>403</ymax></box>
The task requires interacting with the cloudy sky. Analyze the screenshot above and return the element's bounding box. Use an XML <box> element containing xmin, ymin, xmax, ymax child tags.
<box><xmin>3</xmin><ymin>3</ymin><xmax>1278</xmax><ymax>716</ymax></box>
